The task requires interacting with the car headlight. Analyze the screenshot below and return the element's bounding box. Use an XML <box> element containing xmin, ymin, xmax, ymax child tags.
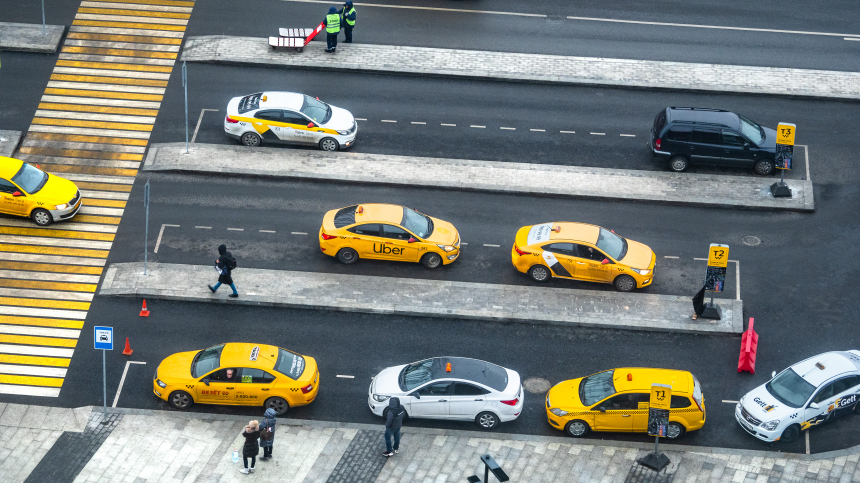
<box><xmin>372</xmin><ymin>394</ymin><xmax>390</xmax><ymax>402</ymax></box>
<box><xmin>55</xmin><ymin>203</ymin><xmax>68</xmax><ymax>210</ymax></box>
<box><xmin>630</xmin><ymin>268</ymin><xmax>651</xmax><ymax>275</ymax></box>
<box><xmin>437</xmin><ymin>244</ymin><xmax>456</xmax><ymax>252</ymax></box>
<box><xmin>736</xmin><ymin>400</ymin><xmax>742</xmax><ymax>411</ymax></box>
<box><xmin>760</xmin><ymin>419</ymin><xmax>780</xmax><ymax>431</ymax></box>
<box><xmin>156</xmin><ymin>379</ymin><xmax>167</xmax><ymax>388</ymax></box>
<box><xmin>336</xmin><ymin>130</ymin><xmax>350</xmax><ymax>136</ymax></box>
<box><xmin>549</xmin><ymin>408</ymin><xmax>569</xmax><ymax>417</ymax></box>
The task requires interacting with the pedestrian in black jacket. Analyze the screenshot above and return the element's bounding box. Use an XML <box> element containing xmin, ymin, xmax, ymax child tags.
<box><xmin>383</xmin><ymin>397</ymin><xmax>406</xmax><ymax>457</ymax></box>
<box><xmin>240</xmin><ymin>420</ymin><xmax>261</xmax><ymax>474</ymax></box>
<box><xmin>208</xmin><ymin>244</ymin><xmax>238</xmax><ymax>297</ymax></box>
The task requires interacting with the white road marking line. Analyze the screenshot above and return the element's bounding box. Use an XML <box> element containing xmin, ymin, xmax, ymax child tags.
<box><xmin>381</xmin><ymin>120</ymin><xmax>397</xmax><ymax>123</ymax></box>
<box><xmin>355</xmin><ymin>118</ymin><xmax>367</xmax><ymax>121</ymax></box>
<box><xmin>69</xmin><ymin>25</ymin><xmax>185</xmax><ymax>38</ymax></box>
<box><xmin>530</xmin><ymin>128</ymin><xmax>545</xmax><ymax>132</ymax></box>
<box><xmin>0</xmin><ymin>343</ymin><xmax>74</xmax><ymax>358</ymax></box>
<box><xmin>40</xmin><ymin>95</ymin><xmax>161</xmax><ymax>109</ymax></box>
<box><xmin>0</xmin><ymin>235</ymin><xmax>111</xmax><ymax>250</ymax></box>
<box><xmin>722</xmin><ymin>400</ymin><xmax>739</xmax><ymax>404</ymax></box>
<box><xmin>461</xmin><ymin>243</ymin><xmax>468</xmax><ymax>245</ymax></box>
<box><xmin>154</xmin><ymin>224</ymin><xmax>180</xmax><ymax>254</ymax></box>
<box><xmin>278</xmin><ymin>0</ymin><xmax>546</xmax><ymax>18</ymax></box>
<box><xmin>195</xmin><ymin>226</ymin><xmax>212</xmax><ymax>229</ymax></box>
<box><xmin>471</xmin><ymin>125</ymin><xmax>486</xmax><ymax>128</ymax></box>
<box><xmin>34</xmin><ymin>109</ymin><xmax>156</xmax><ymax>124</ymax></box>
<box><xmin>694</xmin><ymin>258</ymin><xmax>740</xmax><ymax>300</ymax></box>
<box><xmin>441</xmin><ymin>123</ymin><xmax>456</xmax><ymax>127</ymax></box>
<box><xmin>411</xmin><ymin>122</ymin><xmax>426</xmax><ymax>125</ymax></box>
<box><xmin>846</xmin><ymin>37</ymin><xmax>860</xmax><ymax>41</ymax></box>
<box><xmin>46</xmin><ymin>80</ymin><xmax>166</xmax><ymax>95</ymax></box>
<box><xmin>0</xmin><ymin>252</ymin><xmax>105</xmax><ymax>266</ymax></box>
<box><xmin>0</xmin><ymin>270</ymin><xmax>100</xmax><ymax>284</ymax></box>
<box><xmin>81</xmin><ymin>189</ymin><xmax>130</xmax><ymax>201</ymax></box>
<box><xmin>292</xmin><ymin>232</ymin><xmax>308</xmax><ymax>235</ymax></box>
<box><xmin>0</xmin><ymin>363</ymin><xmax>67</xmax><ymax>378</ymax></box>
<box><xmin>0</xmin><ymin>324</ymin><xmax>81</xmax><ymax>338</ymax></box>
<box><xmin>0</xmin><ymin>218</ymin><xmax>116</xmax><ymax>233</ymax></box>
<box><xmin>192</xmin><ymin>108</ymin><xmax>219</xmax><ymax>144</ymax></box>
<box><xmin>483</xmin><ymin>244</ymin><xmax>500</xmax><ymax>247</ymax></box>
<box><xmin>80</xmin><ymin>1</ymin><xmax>193</xmax><ymax>13</ymax></box>
<box><xmin>52</xmin><ymin>66</ymin><xmax>172</xmax><ymax>80</ymax></box>
<box><xmin>663</xmin><ymin>255</ymin><xmax>679</xmax><ymax>259</ymax></box>
<box><xmin>29</xmin><ymin>124</ymin><xmax>151</xmax><ymax>140</ymax></box>
<box><xmin>259</xmin><ymin>230</ymin><xmax>276</xmax><ymax>233</ymax></box>
<box><xmin>500</xmin><ymin>127</ymin><xmax>516</xmax><ymax>130</ymax></box>
<box><xmin>112</xmin><ymin>360</ymin><xmax>147</xmax><ymax>408</ymax></box>
<box><xmin>620</xmin><ymin>134</ymin><xmax>636</xmax><ymax>137</ymax></box>
<box><xmin>79</xmin><ymin>206</ymin><xmax>124</xmax><ymax>217</ymax></box>
<box><xmin>74</xmin><ymin>14</ymin><xmax>188</xmax><ymax>25</ymax></box>
<box><xmin>336</xmin><ymin>375</ymin><xmax>355</xmax><ymax>378</ymax></box>
<box><xmin>0</xmin><ymin>384</ymin><xmax>60</xmax><ymax>397</ymax></box>
<box><xmin>590</xmin><ymin>132</ymin><xmax>606</xmax><ymax>135</ymax></box>
<box><xmin>227</xmin><ymin>228</ymin><xmax>244</xmax><ymax>231</ymax></box>
<box><xmin>560</xmin><ymin>130</ymin><xmax>575</xmax><ymax>133</ymax></box>
<box><xmin>801</xmin><ymin>144</ymin><xmax>811</xmax><ymax>181</ymax></box>
<box><xmin>806</xmin><ymin>430</ymin><xmax>810</xmax><ymax>454</ymax></box>
<box><xmin>0</xmin><ymin>306</ymin><xmax>87</xmax><ymax>320</ymax></box>
<box><xmin>0</xmin><ymin>287</ymin><xmax>93</xmax><ymax>302</ymax></box>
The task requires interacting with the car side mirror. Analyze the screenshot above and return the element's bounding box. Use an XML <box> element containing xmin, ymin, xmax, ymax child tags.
<box><xmin>412</xmin><ymin>392</ymin><xmax>420</xmax><ymax>399</ymax></box>
<box><xmin>12</xmin><ymin>191</ymin><xmax>22</xmax><ymax>197</ymax></box>
<box><xmin>408</xmin><ymin>237</ymin><xmax>416</xmax><ymax>243</ymax></box>
<box><xmin>595</xmin><ymin>406</ymin><xmax>605</xmax><ymax>412</ymax></box>
<box><xmin>203</xmin><ymin>378</ymin><xmax>210</xmax><ymax>386</ymax></box>
<box><xmin>772</xmin><ymin>371</ymin><xmax>777</xmax><ymax>378</ymax></box>
<box><xmin>743</xmin><ymin>142</ymin><xmax>750</xmax><ymax>149</ymax></box>
<box><xmin>307</xmin><ymin>122</ymin><xmax>315</xmax><ymax>128</ymax></box>
<box><xmin>601</xmin><ymin>258</ymin><xmax>609</xmax><ymax>265</ymax></box>
<box><xmin>809</xmin><ymin>402</ymin><xmax>819</xmax><ymax>410</ymax></box>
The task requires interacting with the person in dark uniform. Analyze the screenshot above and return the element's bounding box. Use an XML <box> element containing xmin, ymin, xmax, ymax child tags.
<box><xmin>323</xmin><ymin>6</ymin><xmax>341</xmax><ymax>53</ymax></box>
<box><xmin>340</xmin><ymin>1</ymin><xmax>356</xmax><ymax>43</ymax></box>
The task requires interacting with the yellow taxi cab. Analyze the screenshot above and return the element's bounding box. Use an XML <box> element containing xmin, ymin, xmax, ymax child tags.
<box><xmin>511</xmin><ymin>222</ymin><xmax>656</xmax><ymax>292</ymax></box>
<box><xmin>0</xmin><ymin>156</ymin><xmax>82</xmax><ymax>226</ymax></box>
<box><xmin>319</xmin><ymin>203</ymin><xmax>461</xmax><ymax>269</ymax></box>
<box><xmin>545</xmin><ymin>368</ymin><xmax>705</xmax><ymax>439</ymax></box>
<box><xmin>153</xmin><ymin>343</ymin><xmax>319</xmax><ymax>416</ymax></box>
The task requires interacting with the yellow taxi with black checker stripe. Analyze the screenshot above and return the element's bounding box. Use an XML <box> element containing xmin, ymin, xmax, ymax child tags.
<box><xmin>319</xmin><ymin>203</ymin><xmax>461</xmax><ymax>269</ymax></box>
<box><xmin>512</xmin><ymin>222</ymin><xmax>656</xmax><ymax>292</ymax></box>
<box><xmin>0</xmin><ymin>156</ymin><xmax>82</xmax><ymax>227</ymax></box>
<box><xmin>224</xmin><ymin>91</ymin><xmax>356</xmax><ymax>151</ymax></box>
<box><xmin>546</xmin><ymin>368</ymin><xmax>706</xmax><ymax>439</ymax></box>
<box><xmin>153</xmin><ymin>343</ymin><xmax>319</xmax><ymax>416</ymax></box>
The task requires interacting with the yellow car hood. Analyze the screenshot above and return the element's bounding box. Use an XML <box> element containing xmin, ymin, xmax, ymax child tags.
<box><xmin>619</xmin><ymin>239</ymin><xmax>654</xmax><ymax>270</ymax></box>
<box><xmin>424</xmin><ymin>218</ymin><xmax>458</xmax><ymax>245</ymax></box>
<box><xmin>39</xmin><ymin>174</ymin><xmax>78</xmax><ymax>205</ymax></box>
<box><xmin>156</xmin><ymin>350</ymin><xmax>198</xmax><ymax>382</ymax></box>
<box><xmin>548</xmin><ymin>378</ymin><xmax>584</xmax><ymax>409</ymax></box>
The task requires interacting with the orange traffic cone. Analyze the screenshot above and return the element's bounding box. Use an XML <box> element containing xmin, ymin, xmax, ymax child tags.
<box><xmin>139</xmin><ymin>299</ymin><xmax>150</xmax><ymax>317</ymax></box>
<box><xmin>122</xmin><ymin>337</ymin><xmax>133</xmax><ymax>356</ymax></box>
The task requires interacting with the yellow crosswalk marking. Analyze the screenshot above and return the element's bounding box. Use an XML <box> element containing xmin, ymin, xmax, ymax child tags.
<box><xmin>50</xmin><ymin>73</ymin><xmax>169</xmax><ymax>87</ymax></box>
<box><xmin>0</xmin><ymin>226</ymin><xmax>114</xmax><ymax>242</ymax></box>
<box><xmin>0</xmin><ymin>316</ymin><xmax>85</xmax><ymax>329</ymax></box>
<box><xmin>84</xmin><ymin>0</ymin><xmax>195</xmax><ymax>7</ymax></box>
<box><xmin>61</xmin><ymin>46</ymin><xmax>179</xmax><ymax>58</ymax></box>
<box><xmin>0</xmin><ymin>297</ymin><xmax>90</xmax><ymax>311</ymax></box>
<box><xmin>0</xmin><ymin>353</ymin><xmax>71</xmax><ymax>367</ymax></box>
<box><xmin>66</xmin><ymin>33</ymin><xmax>184</xmax><ymax>45</ymax></box>
<box><xmin>38</xmin><ymin>102</ymin><xmax>160</xmax><ymax>117</ymax></box>
<box><xmin>26</xmin><ymin>132</ymin><xmax>150</xmax><ymax>147</ymax></box>
<box><xmin>0</xmin><ymin>279</ymin><xmax>98</xmax><ymax>293</ymax></box>
<box><xmin>71</xmin><ymin>21</ymin><xmax>186</xmax><ymax>32</ymax></box>
<box><xmin>83</xmin><ymin>198</ymin><xmax>127</xmax><ymax>208</ymax></box>
<box><xmin>44</xmin><ymin>88</ymin><xmax>163</xmax><ymax>102</ymax></box>
<box><xmin>0</xmin><ymin>374</ymin><xmax>65</xmax><ymax>387</ymax></box>
<box><xmin>74</xmin><ymin>182</ymin><xmax>133</xmax><ymax>192</ymax></box>
<box><xmin>38</xmin><ymin>164</ymin><xmax>140</xmax><ymax>176</ymax></box>
<box><xmin>0</xmin><ymin>244</ymin><xmax>109</xmax><ymax>258</ymax></box>
<box><xmin>73</xmin><ymin>215</ymin><xmax>122</xmax><ymax>225</ymax></box>
<box><xmin>0</xmin><ymin>262</ymin><xmax>103</xmax><ymax>275</ymax></box>
<box><xmin>55</xmin><ymin>60</ymin><xmax>174</xmax><ymax>73</ymax></box>
<box><xmin>78</xmin><ymin>7</ymin><xmax>191</xmax><ymax>19</ymax></box>
<box><xmin>32</xmin><ymin>117</ymin><xmax>154</xmax><ymax>132</ymax></box>
<box><xmin>22</xmin><ymin>148</ymin><xmax>143</xmax><ymax>162</ymax></box>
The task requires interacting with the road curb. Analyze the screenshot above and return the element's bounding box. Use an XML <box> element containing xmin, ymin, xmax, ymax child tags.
<box><xmin>0</xmin><ymin>130</ymin><xmax>22</xmax><ymax>158</ymax></box>
<box><xmin>0</xmin><ymin>22</ymin><xmax>65</xmax><ymax>53</ymax></box>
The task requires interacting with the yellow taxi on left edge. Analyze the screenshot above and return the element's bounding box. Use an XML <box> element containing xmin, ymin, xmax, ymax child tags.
<box><xmin>319</xmin><ymin>203</ymin><xmax>461</xmax><ymax>269</ymax></box>
<box><xmin>154</xmin><ymin>343</ymin><xmax>319</xmax><ymax>415</ymax></box>
<box><xmin>0</xmin><ymin>156</ymin><xmax>82</xmax><ymax>226</ymax></box>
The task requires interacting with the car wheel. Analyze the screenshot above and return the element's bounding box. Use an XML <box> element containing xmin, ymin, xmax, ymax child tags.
<box><xmin>565</xmin><ymin>420</ymin><xmax>590</xmax><ymax>437</ymax></box>
<box><xmin>666</xmin><ymin>422</ymin><xmax>686</xmax><ymax>439</ymax></box>
<box><xmin>421</xmin><ymin>252</ymin><xmax>442</xmax><ymax>269</ymax></box>
<box><xmin>668</xmin><ymin>155</ymin><xmax>689</xmax><ymax>172</ymax></box>
<box><xmin>168</xmin><ymin>390</ymin><xmax>193</xmax><ymax>410</ymax></box>
<box><xmin>319</xmin><ymin>137</ymin><xmax>339</xmax><ymax>151</ymax></box>
<box><xmin>475</xmin><ymin>411</ymin><xmax>499</xmax><ymax>430</ymax></box>
<box><xmin>265</xmin><ymin>397</ymin><xmax>290</xmax><ymax>416</ymax></box>
<box><xmin>613</xmin><ymin>275</ymin><xmax>637</xmax><ymax>292</ymax></box>
<box><xmin>754</xmin><ymin>159</ymin><xmax>775</xmax><ymax>175</ymax></box>
<box><xmin>528</xmin><ymin>265</ymin><xmax>550</xmax><ymax>282</ymax></box>
<box><xmin>241</xmin><ymin>132</ymin><xmax>261</xmax><ymax>147</ymax></box>
<box><xmin>780</xmin><ymin>425</ymin><xmax>800</xmax><ymax>443</ymax></box>
<box><xmin>31</xmin><ymin>208</ymin><xmax>53</xmax><ymax>227</ymax></box>
<box><xmin>336</xmin><ymin>247</ymin><xmax>358</xmax><ymax>265</ymax></box>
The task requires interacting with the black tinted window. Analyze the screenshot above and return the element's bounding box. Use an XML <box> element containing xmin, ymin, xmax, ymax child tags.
<box><xmin>282</xmin><ymin>111</ymin><xmax>308</xmax><ymax>125</ymax></box>
<box><xmin>653</xmin><ymin>109</ymin><xmax>667</xmax><ymax>132</ymax></box>
<box><xmin>670</xmin><ymin>395</ymin><xmax>692</xmax><ymax>408</ymax></box>
<box><xmin>0</xmin><ymin>178</ymin><xmax>17</xmax><ymax>193</ymax></box>
<box><xmin>454</xmin><ymin>383</ymin><xmax>488</xmax><ymax>396</ymax></box>
<box><xmin>722</xmin><ymin>131</ymin><xmax>746</xmax><ymax>146</ymax></box>
<box><xmin>239</xmin><ymin>368</ymin><xmax>276</xmax><ymax>384</ymax></box>
<box><xmin>813</xmin><ymin>383</ymin><xmax>835</xmax><ymax>403</ymax></box>
<box><xmin>255</xmin><ymin>110</ymin><xmax>281</xmax><ymax>122</ymax></box>
<box><xmin>602</xmin><ymin>393</ymin><xmax>641</xmax><ymax>410</ymax></box>
<box><xmin>348</xmin><ymin>224</ymin><xmax>380</xmax><ymax>236</ymax></box>
<box><xmin>381</xmin><ymin>224</ymin><xmax>411</xmax><ymax>240</ymax></box>
<box><xmin>417</xmin><ymin>382</ymin><xmax>451</xmax><ymax>396</ymax></box>
<box><xmin>691</xmin><ymin>130</ymin><xmax>721</xmax><ymax>144</ymax></box>
<box><xmin>665</xmin><ymin>126</ymin><xmax>691</xmax><ymax>142</ymax></box>
<box><xmin>543</xmin><ymin>243</ymin><xmax>574</xmax><ymax>256</ymax></box>
<box><xmin>333</xmin><ymin>205</ymin><xmax>357</xmax><ymax>228</ymax></box>
<box><xmin>840</xmin><ymin>375</ymin><xmax>860</xmax><ymax>392</ymax></box>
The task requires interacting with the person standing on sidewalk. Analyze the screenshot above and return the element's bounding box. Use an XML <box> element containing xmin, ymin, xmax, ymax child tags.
<box><xmin>382</xmin><ymin>397</ymin><xmax>406</xmax><ymax>457</ymax></box>
<box><xmin>323</xmin><ymin>6</ymin><xmax>340</xmax><ymax>53</ymax></box>
<box><xmin>258</xmin><ymin>408</ymin><xmax>277</xmax><ymax>460</ymax></box>
<box><xmin>208</xmin><ymin>244</ymin><xmax>238</xmax><ymax>298</ymax></box>
<box><xmin>240</xmin><ymin>420</ymin><xmax>261</xmax><ymax>474</ymax></box>
<box><xmin>339</xmin><ymin>1</ymin><xmax>356</xmax><ymax>43</ymax></box>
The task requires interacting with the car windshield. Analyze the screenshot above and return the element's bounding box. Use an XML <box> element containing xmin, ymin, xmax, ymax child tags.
<box><xmin>273</xmin><ymin>348</ymin><xmax>305</xmax><ymax>379</ymax></box>
<box><xmin>579</xmin><ymin>370</ymin><xmax>616</xmax><ymax>406</ymax></box>
<box><xmin>191</xmin><ymin>344</ymin><xmax>224</xmax><ymax>378</ymax></box>
<box><xmin>12</xmin><ymin>163</ymin><xmax>48</xmax><ymax>194</ymax></box>
<box><xmin>399</xmin><ymin>359</ymin><xmax>434</xmax><ymax>391</ymax></box>
<box><xmin>738</xmin><ymin>115</ymin><xmax>765</xmax><ymax>145</ymax></box>
<box><xmin>301</xmin><ymin>95</ymin><xmax>332</xmax><ymax>124</ymax></box>
<box><xmin>401</xmin><ymin>207</ymin><xmax>433</xmax><ymax>238</ymax></box>
<box><xmin>766</xmin><ymin>368</ymin><xmax>816</xmax><ymax>408</ymax></box>
<box><xmin>595</xmin><ymin>228</ymin><xmax>626</xmax><ymax>261</ymax></box>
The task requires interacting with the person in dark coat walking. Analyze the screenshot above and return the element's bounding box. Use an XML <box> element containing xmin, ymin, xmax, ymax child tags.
<box><xmin>258</xmin><ymin>408</ymin><xmax>277</xmax><ymax>460</ymax></box>
<box><xmin>339</xmin><ymin>1</ymin><xmax>356</xmax><ymax>43</ymax></box>
<box><xmin>208</xmin><ymin>244</ymin><xmax>238</xmax><ymax>297</ymax></box>
<box><xmin>382</xmin><ymin>397</ymin><xmax>406</xmax><ymax>457</ymax></box>
<box><xmin>240</xmin><ymin>420</ymin><xmax>261</xmax><ymax>474</ymax></box>
<box><xmin>323</xmin><ymin>6</ymin><xmax>340</xmax><ymax>52</ymax></box>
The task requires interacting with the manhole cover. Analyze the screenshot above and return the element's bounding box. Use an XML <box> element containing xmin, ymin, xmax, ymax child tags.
<box><xmin>742</xmin><ymin>236</ymin><xmax>761</xmax><ymax>246</ymax></box>
<box><xmin>523</xmin><ymin>377</ymin><xmax>552</xmax><ymax>394</ymax></box>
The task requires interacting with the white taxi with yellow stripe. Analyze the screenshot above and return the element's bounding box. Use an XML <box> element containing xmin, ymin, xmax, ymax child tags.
<box><xmin>224</xmin><ymin>91</ymin><xmax>357</xmax><ymax>151</ymax></box>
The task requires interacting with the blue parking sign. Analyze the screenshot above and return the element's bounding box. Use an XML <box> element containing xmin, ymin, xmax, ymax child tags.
<box><xmin>94</xmin><ymin>326</ymin><xmax>113</xmax><ymax>350</ymax></box>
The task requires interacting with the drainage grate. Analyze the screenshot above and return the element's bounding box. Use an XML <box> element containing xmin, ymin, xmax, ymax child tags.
<box><xmin>742</xmin><ymin>236</ymin><xmax>761</xmax><ymax>246</ymax></box>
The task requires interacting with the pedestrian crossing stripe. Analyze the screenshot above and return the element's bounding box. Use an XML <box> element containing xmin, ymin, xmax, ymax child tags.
<box><xmin>0</xmin><ymin>0</ymin><xmax>195</xmax><ymax>398</ymax></box>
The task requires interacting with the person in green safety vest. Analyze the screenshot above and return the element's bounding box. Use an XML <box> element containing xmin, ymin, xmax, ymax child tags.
<box><xmin>339</xmin><ymin>1</ymin><xmax>356</xmax><ymax>43</ymax></box>
<box><xmin>323</xmin><ymin>6</ymin><xmax>341</xmax><ymax>53</ymax></box>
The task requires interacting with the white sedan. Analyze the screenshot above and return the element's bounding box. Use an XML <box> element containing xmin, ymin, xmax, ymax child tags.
<box><xmin>735</xmin><ymin>350</ymin><xmax>860</xmax><ymax>443</ymax></box>
<box><xmin>368</xmin><ymin>357</ymin><xmax>523</xmax><ymax>429</ymax></box>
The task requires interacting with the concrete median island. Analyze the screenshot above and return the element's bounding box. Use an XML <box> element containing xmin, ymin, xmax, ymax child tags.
<box><xmin>0</xmin><ymin>22</ymin><xmax>64</xmax><ymax>53</ymax></box>
<box><xmin>143</xmin><ymin>142</ymin><xmax>815</xmax><ymax>212</ymax></box>
<box><xmin>100</xmin><ymin>262</ymin><xmax>743</xmax><ymax>335</ymax></box>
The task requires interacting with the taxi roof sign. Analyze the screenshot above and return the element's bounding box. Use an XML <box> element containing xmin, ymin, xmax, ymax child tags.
<box><xmin>707</xmin><ymin>244</ymin><xmax>729</xmax><ymax>268</ymax></box>
<box><xmin>649</xmin><ymin>383</ymin><xmax>672</xmax><ymax>410</ymax></box>
<box><xmin>776</xmin><ymin>122</ymin><xmax>796</xmax><ymax>146</ymax></box>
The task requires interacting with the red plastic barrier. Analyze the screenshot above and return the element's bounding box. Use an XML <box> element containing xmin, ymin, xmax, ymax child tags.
<box><xmin>304</xmin><ymin>22</ymin><xmax>325</xmax><ymax>44</ymax></box>
<box><xmin>738</xmin><ymin>317</ymin><xmax>758</xmax><ymax>373</ymax></box>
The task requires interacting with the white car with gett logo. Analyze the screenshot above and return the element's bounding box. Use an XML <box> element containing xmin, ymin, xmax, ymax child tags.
<box><xmin>735</xmin><ymin>350</ymin><xmax>860</xmax><ymax>443</ymax></box>
<box><xmin>368</xmin><ymin>357</ymin><xmax>523</xmax><ymax>430</ymax></box>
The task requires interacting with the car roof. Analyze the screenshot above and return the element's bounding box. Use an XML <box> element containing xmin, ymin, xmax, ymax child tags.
<box><xmin>667</xmin><ymin>107</ymin><xmax>739</xmax><ymax>129</ymax></box>
<box><xmin>353</xmin><ymin>203</ymin><xmax>403</xmax><ymax>225</ymax></box>
<box><xmin>219</xmin><ymin>342</ymin><xmax>280</xmax><ymax>370</ymax></box>
<box><xmin>260</xmin><ymin>91</ymin><xmax>304</xmax><ymax>111</ymax></box>
<box><xmin>552</xmin><ymin>222</ymin><xmax>600</xmax><ymax>244</ymax></box>
<box><xmin>612</xmin><ymin>368</ymin><xmax>692</xmax><ymax>394</ymax></box>
<box><xmin>0</xmin><ymin>156</ymin><xmax>24</xmax><ymax>179</ymax></box>
<box><xmin>428</xmin><ymin>357</ymin><xmax>508</xmax><ymax>391</ymax></box>
<box><xmin>791</xmin><ymin>351</ymin><xmax>860</xmax><ymax>386</ymax></box>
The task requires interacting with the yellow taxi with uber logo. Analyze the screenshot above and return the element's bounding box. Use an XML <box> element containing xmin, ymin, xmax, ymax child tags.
<box><xmin>153</xmin><ymin>343</ymin><xmax>319</xmax><ymax>415</ymax></box>
<box><xmin>0</xmin><ymin>156</ymin><xmax>82</xmax><ymax>226</ymax></box>
<box><xmin>319</xmin><ymin>203</ymin><xmax>461</xmax><ymax>269</ymax></box>
<box><xmin>511</xmin><ymin>222</ymin><xmax>656</xmax><ymax>292</ymax></box>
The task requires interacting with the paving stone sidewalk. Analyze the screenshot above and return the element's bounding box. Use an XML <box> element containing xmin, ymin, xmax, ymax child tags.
<box><xmin>181</xmin><ymin>36</ymin><xmax>860</xmax><ymax>100</ymax></box>
<box><xmin>143</xmin><ymin>143</ymin><xmax>815</xmax><ymax>212</ymax></box>
<box><xmin>99</xmin><ymin>262</ymin><xmax>743</xmax><ymax>334</ymax></box>
<box><xmin>2</xmin><ymin>404</ymin><xmax>860</xmax><ymax>483</ymax></box>
<box><xmin>0</xmin><ymin>22</ymin><xmax>64</xmax><ymax>53</ymax></box>
<box><xmin>0</xmin><ymin>130</ymin><xmax>22</xmax><ymax>158</ymax></box>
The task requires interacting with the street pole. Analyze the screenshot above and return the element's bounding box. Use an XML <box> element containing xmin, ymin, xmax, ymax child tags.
<box><xmin>102</xmin><ymin>349</ymin><xmax>107</xmax><ymax>421</ymax></box>
<box><xmin>41</xmin><ymin>0</ymin><xmax>46</xmax><ymax>35</ymax></box>
<box><xmin>183</xmin><ymin>61</ymin><xmax>189</xmax><ymax>154</ymax></box>
<box><xmin>144</xmin><ymin>179</ymin><xmax>150</xmax><ymax>275</ymax></box>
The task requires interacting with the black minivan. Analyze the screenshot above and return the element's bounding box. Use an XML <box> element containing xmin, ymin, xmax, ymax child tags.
<box><xmin>650</xmin><ymin>107</ymin><xmax>777</xmax><ymax>175</ymax></box>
